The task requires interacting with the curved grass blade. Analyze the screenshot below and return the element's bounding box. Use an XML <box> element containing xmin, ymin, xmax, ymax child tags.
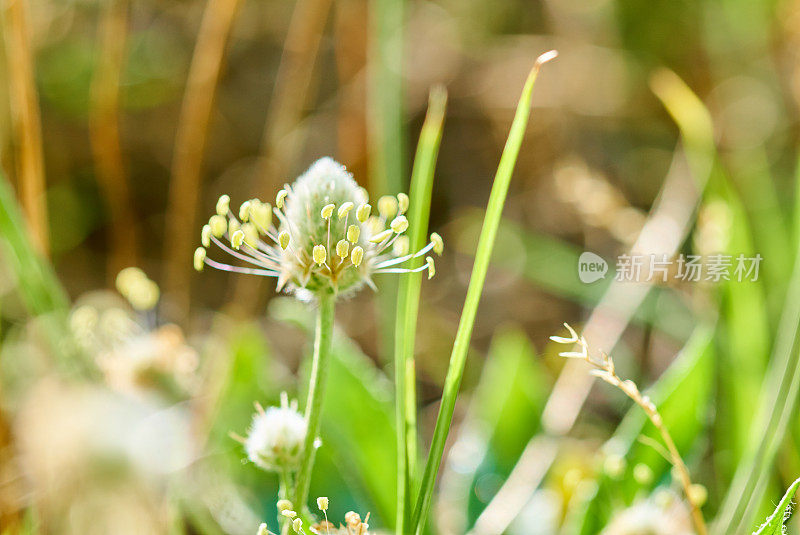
<box><xmin>753</xmin><ymin>477</ymin><xmax>800</xmax><ymax>535</ymax></box>
<box><xmin>410</xmin><ymin>50</ymin><xmax>557</xmax><ymax>535</ymax></box>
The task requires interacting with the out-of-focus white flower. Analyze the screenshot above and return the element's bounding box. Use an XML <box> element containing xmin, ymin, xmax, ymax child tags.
<box><xmin>601</xmin><ymin>489</ymin><xmax>693</xmax><ymax>535</ymax></box>
<box><xmin>244</xmin><ymin>394</ymin><xmax>307</xmax><ymax>472</ymax></box>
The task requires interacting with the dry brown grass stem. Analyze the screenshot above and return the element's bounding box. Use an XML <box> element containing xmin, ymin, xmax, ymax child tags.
<box><xmin>163</xmin><ymin>0</ymin><xmax>243</xmax><ymax>317</ymax></box>
<box><xmin>89</xmin><ymin>0</ymin><xmax>138</xmax><ymax>276</ymax></box>
<box><xmin>2</xmin><ymin>0</ymin><xmax>49</xmax><ymax>255</ymax></box>
<box><xmin>551</xmin><ymin>323</ymin><xmax>708</xmax><ymax>535</ymax></box>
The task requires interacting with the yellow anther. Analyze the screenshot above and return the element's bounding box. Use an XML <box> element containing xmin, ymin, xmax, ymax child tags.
<box><xmin>426</xmin><ymin>256</ymin><xmax>435</xmax><ymax>279</ymax></box>
<box><xmin>257</xmin><ymin>523</ymin><xmax>269</xmax><ymax>535</ymax></box>
<box><xmin>209</xmin><ymin>215</ymin><xmax>227</xmax><ymax>238</ymax></box>
<box><xmin>390</xmin><ymin>215</ymin><xmax>409</xmax><ymax>234</ymax></box>
<box><xmin>277</xmin><ymin>500</ymin><xmax>293</xmax><ymax>513</ymax></box>
<box><xmin>345</xmin><ymin>512</ymin><xmax>361</xmax><ymax>525</ymax></box>
<box><xmin>239</xmin><ymin>200</ymin><xmax>251</xmax><ymax>221</ymax></box>
<box><xmin>430</xmin><ymin>232</ymin><xmax>444</xmax><ymax>255</ymax></box>
<box><xmin>313</xmin><ymin>244</ymin><xmax>327</xmax><ymax>265</ymax></box>
<box><xmin>279</xmin><ymin>231</ymin><xmax>291</xmax><ymax>250</ymax></box>
<box><xmin>228</xmin><ymin>218</ymin><xmax>241</xmax><ymax>235</ymax></box>
<box><xmin>397</xmin><ymin>192</ymin><xmax>409</xmax><ymax>214</ymax></box>
<box><xmin>276</xmin><ymin>189</ymin><xmax>288</xmax><ymax>209</ymax></box>
<box><xmin>281</xmin><ymin>510</ymin><xmax>297</xmax><ymax>519</ymax></box>
<box><xmin>347</xmin><ymin>224</ymin><xmax>360</xmax><ymax>243</ymax></box>
<box><xmin>688</xmin><ymin>484</ymin><xmax>708</xmax><ymax>507</ymax></box>
<box><xmin>337</xmin><ymin>201</ymin><xmax>354</xmax><ymax>219</ymax></box>
<box><xmin>366</xmin><ymin>216</ymin><xmax>384</xmax><ymax>234</ymax></box>
<box><xmin>242</xmin><ymin>223</ymin><xmax>259</xmax><ymax>247</ymax></box>
<box><xmin>193</xmin><ymin>247</ymin><xmax>206</xmax><ymax>271</ymax></box>
<box><xmin>370</xmin><ymin>229</ymin><xmax>393</xmax><ymax>243</ymax></box>
<box><xmin>351</xmin><ymin>246</ymin><xmax>364</xmax><ymax>267</ymax></box>
<box><xmin>201</xmin><ymin>225</ymin><xmax>211</xmax><ymax>247</ymax></box>
<box><xmin>250</xmin><ymin>201</ymin><xmax>272</xmax><ymax>229</ymax></box>
<box><xmin>231</xmin><ymin>230</ymin><xmax>245</xmax><ymax>250</ymax></box>
<box><xmin>216</xmin><ymin>194</ymin><xmax>230</xmax><ymax>216</ymax></box>
<box><xmin>292</xmin><ymin>518</ymin><xmax>302</xmax><ymax>533</ymax></box>
<box><xmin>321</xmin><ymin>203</ymin><xmax>336</xmax><ymax>220</ymax></box>
<box><xmin>378</xmin><ymin>195</ymin><xmax>398</xmax><ymax>219</ymax></box>
<box><xmin>316</xmin><ymin>497</ymin><xmax>329</xmax><ymax>512</ymax></box>
<box><xmin>356</xmin><ymin>203</ymin><xmax>371</xmax><ymax>222</ymax></box>
<box><xmin>336</xmin><ymin>239</ymin><xmax>350</xmax><ymax>258</ymax></box>
<box><xmin>393</xmin><ymin>235</ymin><xmax>409</xmax><ymax>256</ymax></box>
<box><xmin>128</xmin><ymin>279</ymin><xmax>159</xmax><ymax>311</ymax></box>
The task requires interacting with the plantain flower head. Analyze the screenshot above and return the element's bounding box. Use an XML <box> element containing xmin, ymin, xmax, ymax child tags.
<box><xmin>243</xmin><ymin>394</ymin><xmax>307</xmax><ymax>472</ymax></box>
<box><xmin>194</xmin><ymin>157</ymin><xmax>442</xmax><ymax>300</ymax></box>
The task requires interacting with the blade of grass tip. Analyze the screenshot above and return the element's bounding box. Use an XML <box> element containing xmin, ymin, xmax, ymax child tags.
<box><xmin>162</xmin><ymin>0</ymin><xmax>243</xmax><ymax>319</ymax></box>
<box><xmin>410</xmin><ymin>51</ymin><xmax>557</xmax><ymax>535</ymax></box>
<box><xmin>0</xmin><ymin>172</ymin><xmax>91</xmax><ymax>375</ymax></box>
<box><xmin>2</xmin><ymin>0</ymin><xmax>49</xmax><ymax>256</ymax></box>
<box><xmin>394</xmin><ymin>86</ymin><xmax>447</xmax><ymax>534</ymax></box>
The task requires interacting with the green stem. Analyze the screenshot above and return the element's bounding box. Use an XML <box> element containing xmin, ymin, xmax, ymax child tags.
<box><xmin>279</xmin><ymin>469</ymin><xmax>292</xmax><ymax>535</ymax></box>
<box><xmin>293</xmin><ymin>292</ymin><xmax>335</xmax><ymax>511</ymax></box>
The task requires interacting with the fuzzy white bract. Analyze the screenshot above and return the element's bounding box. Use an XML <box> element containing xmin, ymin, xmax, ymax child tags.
<box><xmin>194</xmin><ymin>157</ymin><xmax>442</xmax><ymax>300</ymax></box>
<box><xmin>244</xmin><ymin>398</ymin><xmax>307</xmax><ymax>472</ymax></box>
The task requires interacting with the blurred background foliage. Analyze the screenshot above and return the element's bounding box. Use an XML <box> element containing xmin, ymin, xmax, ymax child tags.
<box><xmin>1</xmin><ymin>0</ymin><xmax>800</xmax><ymax>533</ymax></box>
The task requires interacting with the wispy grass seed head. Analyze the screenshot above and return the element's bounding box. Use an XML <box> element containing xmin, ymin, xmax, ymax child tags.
<box><xmin>194</xmin><ymin>157</ymin><xmax>442</xmax><ymax>300</ymax></box>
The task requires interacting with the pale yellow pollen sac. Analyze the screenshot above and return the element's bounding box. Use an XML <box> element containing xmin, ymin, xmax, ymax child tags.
<box><xmin>347</xmin><ymin>224</ymin><xmax>360</xmax><ymax>244</ymax></box>
<box><xmin>351</xmin><ymin>246</ymin><xmax>364</xmax><ymax>267</ymax></box>
<box><xmin>430</xmin><ymin>232</ymin><xmax>444</xmax><ymax>255</ymax></box>
<box><xmin>281</xmin><ymin>510</ymin><xmax>297</xmax><ymax>519</ymax></box>
<box><xmin>397</xmin><ymin>192</ymin><xmax>409</xmax><ymax>214</ymax></box>
<box><xmin>345</xmin><ymin>511</ymin><xmax>361</xmax><ymax>526</ymax></box>
<box><xmin>277</xmin><ymin>499</ymin><xmax>293</xmax><ymax>513</ymax></box>
<box><xmin>393</xmin><ymin>235</ymin><xmax>409</xmax><ymax>256</ymax></box>
<box><xmin>216</xmin><ymin>194</ymin><xmax>230</xmax><ymax>216</ymax></box>
<box><xmin>279</xmin><ymin>231</ymin><xmax>291</xmax><ymax>250</ymax></box>
<box><xmin>276</xmin><ymin>189</ymin><xmax>288</xmax><ymax>209</ymax></box>
<box><xmin>292</xmin><ymin>518</ymin><xmax>303</xmax><ymax>533</ymax></box>
<box><xmin>390</xmin><ymin>215</ymin><xmax>409</xmax><ymax>234</ymax></box>
<box><xmin>193</xmin><ymin>247</ymin><xmax>206</xmax><ymax>271</ymax></box>
<box><xmin>336</xmin><ymin>239</ymin><xmax>350</xmax><ymax>258</ymax></box>
<box><xmin>356</xmin><ymin>203</ymin><xmax>371</xmax><ymax>222</ymax></box>
<box><xmin>426</xmin><ymin>256</ymin><xmax>435</xmax><ymax>279</ymax></box>
<box><xmin>229</xmin><ymin>218</ymin><xmax>241</xmax><ymax>235</ymax></box>
<box><xmin>256</xmin><ymin>523</ymin><xmax>269</xmax><ymax>535</ymax></box>
<box><xmin>369</xmin><ymin>229</ymin><xmax>393</xmax><ymax>243</ymax></box>
<box><xmin>239</xmin><ymin>200</ymin><xmax>251</xmax><ymax>222</ymax></box>
<box><xmin>250</xmin><ymin>201</ymin><xmax>272</xmax><ymax>229</ymax></box>
<box><xmin>337</xmin><ymin>201</ymin><xmax>354</xmax><ymax>219</ymax></box>
<box><xmin>231</xmin><ymin>230</ymin><xmax>245</xmax><ymax>250</ymax></box>
<box><xmin>313</xmin><ymin>244</ymin><xmax>327</xmax><ymax>265</ymax></box>
<box><xmin>316</xmin><ymin>496</ymin><xmax>329</xmax><ymax>512</ymax></box>
<box><xmin>321</xmin><ymin>203</ymin><xmax>336</xmax><ymax>220</ymax></box>
<box><xmin>242</xmin><ymin>223</ymin><xmax>259</xmax><ymax>247</ymax></box>
<box><xmin>201</xmin><ymin>224</ymin><xmax>211</xmax><ymax>247</ymax></box>
<box><xmin>378</xmin><ymin>195</ymin><xmax>398</xmax><ymax>219</ymax></box>
<box><xmin>366</xmin><ymin>216</ymin><xmax>384</xmax><ymax>235</ymax></box>
<box><xmin>209</xmin><ymin>215</ymin><xmax>227</xmax><ymax>238</ymax></box>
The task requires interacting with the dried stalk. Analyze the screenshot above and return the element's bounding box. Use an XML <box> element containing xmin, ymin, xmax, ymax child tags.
<box><xmin>163</xmin><ymin>0</ymin><xmax>242</xmax><ymax>316</ymax></box>
<box><xmin>551</xmin><ymin>323</ymin><xmax>708</xmax><ymax>535</ymax></box>
<box><xmin>2</xmin><ymin>0</ymin><xmax>49</xmax><ymax>255</ymax></box>
<box><xmin>89</xmin><ymin>0</ymin><xmax>138</xmax><ymax>276</ymax></box>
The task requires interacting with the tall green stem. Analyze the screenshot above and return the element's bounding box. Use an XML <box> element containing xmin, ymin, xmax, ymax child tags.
<box><xmin>294</xmin><ymin>293</ymin><xmax>336</xmax><ymax>511</ymax></box>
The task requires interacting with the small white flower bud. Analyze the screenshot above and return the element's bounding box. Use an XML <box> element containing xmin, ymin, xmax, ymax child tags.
<box><xmin>378</xmin><ymin>195</ymin><xmax>398</xmax><ymax>219</ymax></box>
<box><xmin>397</xmin><ymin>192</ymin><xmax>409</xmax><ymax>214</ymax></box>
<box><xmin>313</xmin><ymin>245</ymin><xmax>327</xmax><ymax>265</ymax></box>
<box><xmin>216</xmin><ymin>194</ymin><xmax>230</xmax><ymax>216</ymax></box>
<box><xmin>321</xmin><ymin>203</ymin><xmax>335</xmax><ymax>220</ymax></box>
<box><xmin>356</xmin><ymin>203</ymin><xmax>371</xmax><ymax>222</ymax></box>
<box><xmin>369</xmin><ymin>229</ymin><xmax>393</xmax><ymax>243</ymax></box>
<box><xmin>336</xmin><ymin>239</ymin><xmax>350</xmax><ymax>258</ymax></box>
<box><xmin>317</xmin><ymin>496</ymin><xmax>329</xmax><ymax>511</ymax></box>
<box><xmin>209</xmin><ymin>215</ymin><xmax>227</xmax><ymax>238</ymax></box>
<box><xmin>430</xmin><ymin>232</ymin><xmax>444</xmax><ymax>255</ymax></box>
<box><xmin>351</xmin><ymin>246</ymin><xmax>364</xmax><ymax>267</ymax></box>
<box><xmin>279</xmin><ymin>231</ymin><xmax>291</xmax><ymax>250</ymax></box>
<box><xmin>390</xmin><ymin>215</ymin><xmax>409</xmax><ymax>234</ymax></box>
<box><xmin>426</xmin><ymin>256</ymin><xmax>435</xmax><ymax>279</ymax></box>
<box><xmin>276</xmin><ymin>189</ymin><xmax>288</xmax><ymax>209</ymax></box>
<box><xmin>201</xmin><ymin>224</ymin><xmax>212</xmax><ymax>247</ymax></box>
<box><xmin>239</xmin><ymin>200</ymin><xmax>251</xmax><ymax>221</ymax></box>
<box><xmin>231</xmin><ymin>230</ymin><xmax>245</xmax><ymax>250</ymax></box>
<box><xmin>347</xmin><ymin>224</ymin><xmax>360</xmax><ymax>243</ymax></box>
<box><xmin>194</xmin><ymin>247</ymin><xmax>206</xmax><ymax>271</ymax></box>
<box><xmin>337</xmin><ymin>201</ymin><xmax>354</xmax><ymax>219</ymax></box>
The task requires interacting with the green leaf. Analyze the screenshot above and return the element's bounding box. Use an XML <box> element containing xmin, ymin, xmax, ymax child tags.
<box><xmin>753</xmin><ymin>477</ymin><xmax>800</xmax><ymax>535</ymax></box>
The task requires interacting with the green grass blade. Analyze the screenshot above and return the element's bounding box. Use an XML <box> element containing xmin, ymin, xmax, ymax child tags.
<box><xmin>410</xmin><ymin>51</ymin><xmax>557</xmax><ymax>535</ymax></box>
<box><xmin>394</xmin><ymin>86</ymin><xmax>447</xmax><ymax>534</ymax></box>
<box><xmin>752</xmin><ymin>477</ymin><xmax>800</xmax><ymax>535</ymax></box>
